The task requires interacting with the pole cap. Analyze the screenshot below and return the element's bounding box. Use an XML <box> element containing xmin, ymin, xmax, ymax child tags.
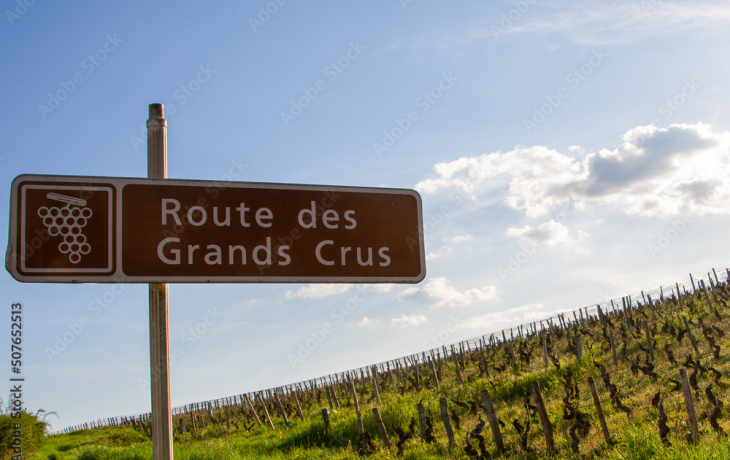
<box><xmin>149</xmin><ymin>103</ymin><xmax>164</xmax><ymax>119</ymax></box>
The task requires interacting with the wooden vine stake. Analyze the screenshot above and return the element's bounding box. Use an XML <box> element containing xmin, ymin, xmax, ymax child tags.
<box><xmin>679</xmin><ymin>368</ymin><xmax>699</xmax><ymax>444</ymax></box>
<box><xmin>542</xmin><ymin>331</ymin><xmax>549</xmax><ymax>368</ymax></box>
<box><xmin>530</xmin><ymin>381</ymin><xmax>555</xmax><ymax>451</ymax></box>
<box><xmin>701</xmin><ymin>280</ymin><xmax>717</xmax><ymax>316</ymax></box>
<box><xmin>258</xmin><ymin>393</ymin><xmax>275</xmax><ymax>430</ymax></box>
<box><xmin>273</xmin><ymin>390</ymin><xmax>289</xmax><ymax>425</ymax></box>
<box><xmin>439</xmin><ymin>398</ymin><xmax>455</xmax><ymax>444</ymax></box>
<box><xmin>321</xmin><ymin>408</ymin><xmax>331</xmax><ymax>430</ymax></box>
<box><xmin>349</xmin><ymin>381</ymin><xmax>364</xmax><ymax>434</ymax></box>
<box><xmin>597</xmin><ymin>305</ymin><xmax>606</xmax><ymax>326</ymax></box>
<box><xmin>676</xmin><ymin>283</ymin><xmax>684</xmax><ymax>310</ymax></box>
<box><xmin>648</xmin><ymin>297</ymin><xmax>657</xmax><ymax>323</ymax></box>
<box><xmin>244</xmin><ymin>394</ymin><xmax>261</xmax><ymax>426</ymax></box>
<box><xmin>372</xmin><ymin>407</ymin><xmax>392</xmax><ymax>448</ymax></box>
<box><xmin>329</xmin><ymin>383</ymin><xmax>341</xmax><ymax>410</ymax></box>
<box><xmin>324</xmin><ymin>382</ymin><xmax>334</xmax><ymax>410</ymax></box>
<box><xmin>291</xmin><ymin>389</ymin><xmax>305</xmax><ymax>421</ymax></box>
<box><xmin>372</xmin><ymin>365</ymin><xmax>382</xmax><ymax>405</ymax></box>
<box><xmin>587</xmin><ymin>377</ymin><xmax>611</xmax><ymax>444</ymax></box>
<box><xmin>429</xmin><ymin>358</ymin><xmax>440</xmax><ymax>389</ymax></box>
<box><xmin>608</xmin><ymin>325</ymin><xmax>618</xmax><ymax>365</ymax></box>
<box><xmin>479</xmin><ymin>348</ymin><xmax>490</xmax><ymax>377</ymax></box>
<box><xmin>417</xmin><ymin>402</ymin><xmax>426</xmax><ymax>442</ymax></box>
<box><xmin>480</xmin><ymin>389</ymin><xmax>504</xmax><ymax>452</ymax></box>
<box><xmin>575</xmin><ymin>335</ymin><xmax>582</xmax><ymax>359</ymax></box>
<box><xmin>452</xmin><ymin>351</ymin><xmax>464</xmax><ymax>384</ymax></box>
<box><xmin>207</xmin><ymin>402</ymin><xmax>215</xmax><ymax>424</ymax></box>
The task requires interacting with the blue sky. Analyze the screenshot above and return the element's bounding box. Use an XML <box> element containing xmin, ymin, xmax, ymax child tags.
<box><xmin>1</xmin><ymin>0</ymin><xmax>729</xmax><ymax>431</ymax></box>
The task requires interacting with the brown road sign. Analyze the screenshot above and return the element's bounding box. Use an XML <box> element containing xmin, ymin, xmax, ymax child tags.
<box><xmin>6</xmin><ymin>175</ymin><xmax>426</xmax><ymax>283</ymax></box>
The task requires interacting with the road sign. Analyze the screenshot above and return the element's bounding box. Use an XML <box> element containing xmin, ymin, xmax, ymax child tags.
<box><xmin>6</xmin><ymin>174</ymin><xmax>425</xmax><ymax>283</ymax></box>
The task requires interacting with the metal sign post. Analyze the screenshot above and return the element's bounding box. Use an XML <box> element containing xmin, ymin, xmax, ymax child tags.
<box><xmin>147</xmin><ymin>104</ymin><xmax>173</xmax><ymax>459</ymax></box>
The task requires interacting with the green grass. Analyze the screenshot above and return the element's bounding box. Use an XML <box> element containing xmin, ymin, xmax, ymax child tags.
<box><xmin>27</xmin><ymin>286</ymin><xmax>730</xmax><ymax>460</ymax></box>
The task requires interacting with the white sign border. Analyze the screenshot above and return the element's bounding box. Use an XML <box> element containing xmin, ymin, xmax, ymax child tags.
<box><xmin>20</xmin><ymin>185</ymin><xmax>114</xmax><ymax>274</ymax></box>
<box><xmin>7</xmin><ymin>174</ymin><xmax>426</xmax><ymax>284</ymax></box>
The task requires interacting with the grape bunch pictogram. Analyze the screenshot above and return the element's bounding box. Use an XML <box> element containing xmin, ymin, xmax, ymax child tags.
<box><xmin>37</xmin><ymin>192</ymin><xmax>92</xmax><ymax>264</ymax></box>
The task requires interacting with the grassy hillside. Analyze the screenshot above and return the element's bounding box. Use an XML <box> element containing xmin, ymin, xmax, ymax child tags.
<box><xmin>30</xmin><ymin>279</ymin><xmax>730</xmax><ymax>460</ymax></box>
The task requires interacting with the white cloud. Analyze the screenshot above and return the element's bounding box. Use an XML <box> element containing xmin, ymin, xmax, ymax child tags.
<box><xmin>456</xmin><ymin>3</ymin><xmax>730</xmax><ymax>46</ymax></box>
<box><xmin>415</xmin><ymin>143</ymin><xmax>583</xmax><ymax>216</ymax></box>
<box><xmin>397</xmin><ymin>277</ymin><xmax>497</xmax><ymax>308</ymax></box>
<box><xmin>285</xmin><ymin>284</ymin><xmax>353</xmax><ymax>299</ymax></box>
<box><xmin>505</xmin><ymin>220</ymin><xmax>570</xmax><ymax>247</ymax></box>
<box><xmin>391</xmin><ymin>314</ymin><xmax>428</xmax><ymax>329</ymax></box>
<box><xmin>443</xmin><ymin>234</ymin><xmax>473</xmax><ymax>244</ymax></box>
<box><xmin>372</xmin><ymin>284</ymin><xmax>395</xmax><ymax>292</ymax></box>
<box><xmin>416</xmin><ymin>123</ymin><xmax>730</xmax><ymax>218</ymax></box>
<box><xmin>426</xmin><ymin>237</ymin><xmax>472</xmax><ymax>260</ymax></box>
<box><xmin>358</xmin><ymin>317</ymin><xmax>378</xmax><ymax>327</ymax></box>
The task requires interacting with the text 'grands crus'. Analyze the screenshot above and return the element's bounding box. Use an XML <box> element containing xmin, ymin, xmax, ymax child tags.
<box><xmin>155</xmin><ymin>199</ymin><xmax>391</xmax><ymax>267</ymax></box>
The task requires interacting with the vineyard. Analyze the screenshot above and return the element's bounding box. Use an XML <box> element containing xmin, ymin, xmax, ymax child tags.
<box><xmin>30</xmin><ymin>268</ymin><xmax>730</xmax><ymax>459</ymax></box>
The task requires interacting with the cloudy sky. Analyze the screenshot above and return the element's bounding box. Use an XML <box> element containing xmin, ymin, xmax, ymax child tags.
<box><xmin>1</xmin><ymin>1</ymin><xmax>729</xmax><ymax>431</ymax></box>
